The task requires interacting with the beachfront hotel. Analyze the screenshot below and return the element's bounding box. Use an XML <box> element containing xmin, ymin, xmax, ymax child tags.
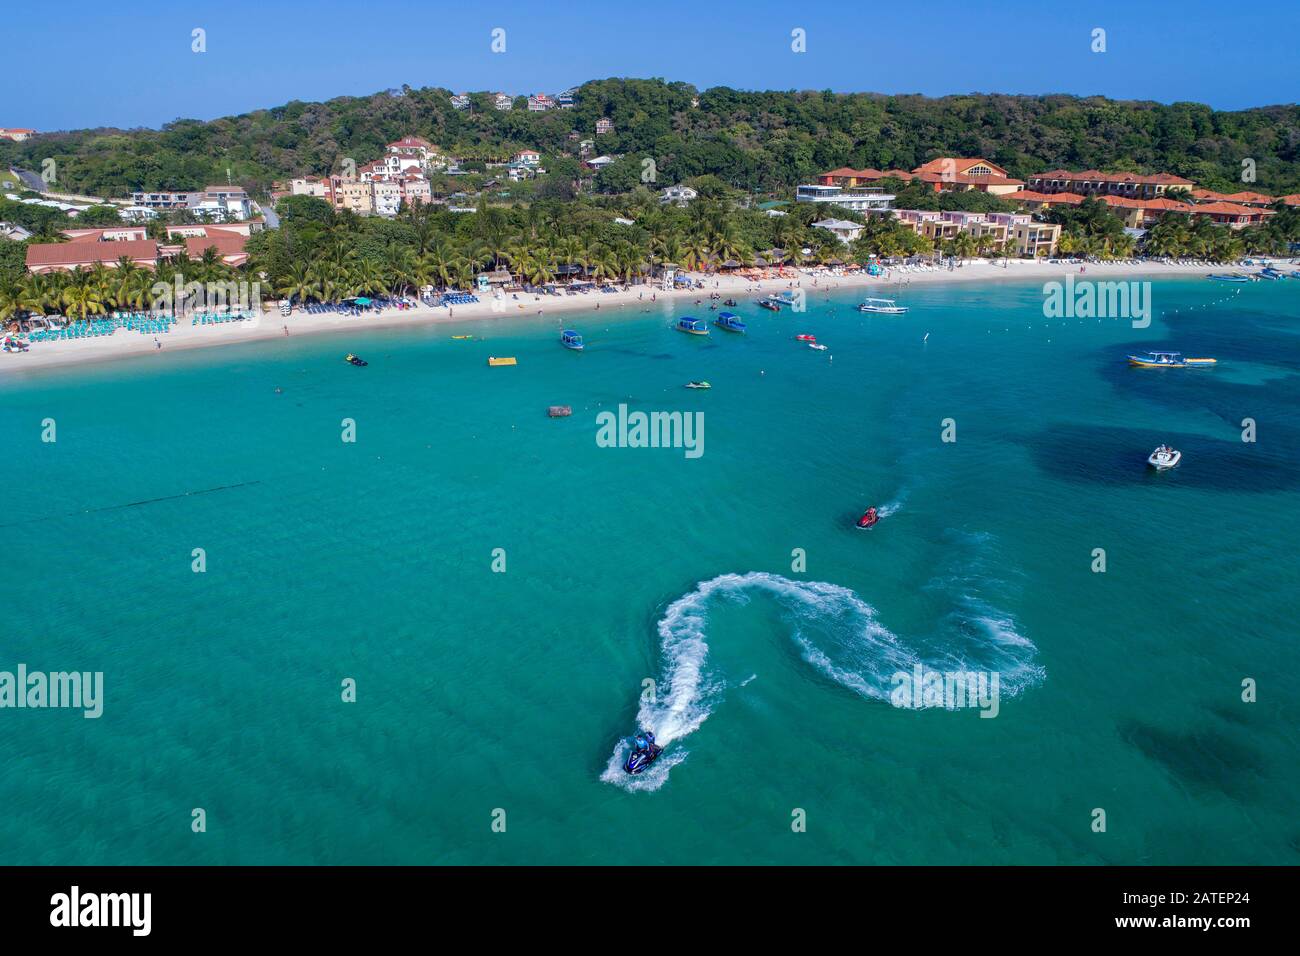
<box><xmin>0</xmin><ymin>127</ymin><xmax>37</xmax><ymax>141</ymax></box>
<box><xmin>24</xmin><ymin>224</ymin><xmax>253</xmax><ymax>274</ymax></box>
<box><xmin>1011</xmin><ymin>190</ymin><xmax>1270</xmax><ymax>230</ymax></box>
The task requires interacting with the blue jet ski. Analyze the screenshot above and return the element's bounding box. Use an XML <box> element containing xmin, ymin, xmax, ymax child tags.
<box><xmin>623</xmin><ymin>730</ymin><xmax>663</xmax><ymax>775</ymax></box>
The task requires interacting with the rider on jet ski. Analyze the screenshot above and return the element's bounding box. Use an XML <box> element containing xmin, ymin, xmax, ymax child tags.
<box><xmin>634</xmin><ymin>731</ymin><xmax>656</xmax><ymax>753</ymax></box>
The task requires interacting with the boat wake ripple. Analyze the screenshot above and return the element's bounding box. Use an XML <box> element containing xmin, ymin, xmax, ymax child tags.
<box><xmin>601</xmin><ymin>569</ymin><xmax>1043</xmax><ymax>792</ymax></box>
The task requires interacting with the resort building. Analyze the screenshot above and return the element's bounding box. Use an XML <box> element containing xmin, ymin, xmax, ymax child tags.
<box><xmin>0</xmin><ymin>222</ymin><xmax>34</xmax><ymax>241</ymax></box>
<box><xmin>513</xmin><ymin>149</ymin><xmax>541</xmax><ymax>166</ymax></box>
<box><xmin>0</xmin><ymin>128</ymin><xmax>36</xmax><ymax>141</ymax></box>
<box><xmin>60</xmin><ymin>225</ymin><xmax>150</xmax><ymax>243</ymax></box>
<box><xmin>586</xmin><ymin>155</ymin><xmax>615</xmax><ymax>170</ymax></box>
<box><xmin>1190</xmin><ymin>189</ymin><xmax>1277</xmax><ymax>208</ymax></box>
<box><xmin>400</xmin><ymin>177</ymin><xmax>432</xmax><ymax>206</ymax></box>
<box><xmin>812</xmin><ymin>218</ymin><xmax>864</xmax><ymax>243</ymax></box>
<box><xmin>493</xmin><ymin>93</ymin><xmax>514</xmax><ymax>111</ymax></box>
<box><xmin>26</xmin><ymin>238</ymin><xmax>160</xmax><ymax>274</ymax></box>
<box><xmin>911</xmin><ymin>158</ymin><xmax>1025</xmax><ymax>195</ymax></box>
<box><xmin>555</xmin><ymin>89</ymin><xmax>577</xmax><ymax>109</ymax></box>
<box><xmin>332</xmin><ymin>179</ymin><xmax>374</xmax><ymax>214</ymax></box>
<box><xmin>1009</xmin><ymin>221</ymin><xmax>1062</xmax><ymax>258</ymax></box>
<box><xmin>595</xmin><ymin>118</ymin><xmax>614</xmax><ymax>136</ymax></box>
<box><xmin>129</xmin><ymin>186</ymin><xmax>252</xmax><ymax>222</ymax></box>
<box><xmin>660</xmin><ymin>184</ymin><xmax>698</xmax><ymax>206</ymax></box>
<box><xmin>1025</xmin><ymin>169</ymin><xmax>1194</xmax><ymax>200</ymax></box>
<box><xmin>372</xmin><ymin>180</ymin><xmax>403</xmax><ymax>217</ymax></box>
<box><xmin>450</xmin><ymin>94</ymin><xmax>471</xmax><ymax>110</ymax></box>
<box><xmin>527</xmin><ymin>94</ymin><xmax>555</xmax><ymax>111</ymax></box>
<box><xmin>795</xmin><ymin>184</ymin><xmax>895</xmax><ymax>212</ymax></box>
<box><xmin>1009</xmin><ymin>190</ymin><xmax>1267</xmax><ymax>230</ymax></box>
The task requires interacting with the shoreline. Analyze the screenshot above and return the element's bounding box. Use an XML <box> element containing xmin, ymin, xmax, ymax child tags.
<box><xmin>0</xmin><ymin>259</ymin><xmax>1269</xmax><ymax>375</ymax></box>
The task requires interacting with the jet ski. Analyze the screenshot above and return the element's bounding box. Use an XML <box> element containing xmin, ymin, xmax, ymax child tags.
<box><xmin>685</xmin><ymin>381</ymin><xmax>712</xmax><ymax>389</ymax></box>
<box><xmin>345</xmin><ymin>353</ymin><xmax>368</xmax><ymax>366</ymax></box>
<box><xmin>623</xmin><ymin>731</ymin><xmax>663</xmax><ymax>775</ymax></box>
<box><xmin>795</xmin><ymin>334</ymin><xmax>817</xmax><ymax>342</ymax></box>
<box><xmin>856</xmin><ymin>506</ymin><xmax>879</xmax><ymax>529</ymax></box>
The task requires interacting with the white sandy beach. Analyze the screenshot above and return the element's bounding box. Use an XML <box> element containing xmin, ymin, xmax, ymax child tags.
<box><xmin>0</xmin><ymin>258</ymin><xmax>1272</xmax><ymax>375</ymax></box>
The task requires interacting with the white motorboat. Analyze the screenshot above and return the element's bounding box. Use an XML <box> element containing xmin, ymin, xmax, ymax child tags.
<box><xmin>858</xmin><ymin>297</ymin><xmax>908</xmax><ymax>314</ymax></box>
<box><xmin>1147</xmin><ymin>445</ymin><xmax>1182</xmax><ymax>471</ymax></box>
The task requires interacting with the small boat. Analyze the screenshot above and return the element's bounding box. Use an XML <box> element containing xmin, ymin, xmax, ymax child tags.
<box><xmin>1148</xmin><ymin>445</ymin><xmax>1182</xmax><ymax>471</ymax></box>
<box><xmin>344</xmin><ymin>353</ymin><xmax>368</xmax><ymax>366</ymax></box>
<box><xmin>713</xmin><ymin>312</ymin><xmax>746</xmax><ymax>333</ymax></box>
<box><xmin>487</xmin><ymin>356</ymin><xmax>517</xmax><ymax>366</ymax></box>
<box><xmin>676</xmin><ymin>316</ymin><xmax>709</xmax><ymax>335</ymax></box>
<box><xmin>1207</xmin><ymin>274</ymin><xmax>1249</xmax><ymax>283</ymax></box>
<box><xmin>547</xmin><ymin>405</ymin><xmax>572</xmax><ymax>418</ymax></box>
<box><xmin>808</xmin><ymin>343</ymin><xmax>828</xmax><ymax>351</ymax></box>
<box><xmin>795</xmin><ymin>334</ymin><xmax>817</xmax><ymax>342</ymax></box>
<box><xmin>1126</xmin><ymin>351</ymin><xmax>1216</xmax><ymax>368</ymax></box>
<box><xmin>757</xmin><ymin>298</ymin><xmax>782</xmax><ymax>312</ymax></box>
<box><xmin>685</xmin><ymin>381</ymin><xmax>711</xmax><ymax>389</ymax></box>
<box><xmin>560</xmin><ymin>329</ymin><xmax>584</xmax><ymax>350</ymax></box>
<box><xmin>856</xmin><ymin>507</ymin><xmax>880</xmax><ymax>529</ymax></box>
<box><xmin>451</xmin><ymin>334</ymin><xmax>474</xmax><ymax>340</ymax></box>
<box><xmin>858</xmin><ymin>297</ymin><xmax>908</xmax><ymax>314</ymax></box>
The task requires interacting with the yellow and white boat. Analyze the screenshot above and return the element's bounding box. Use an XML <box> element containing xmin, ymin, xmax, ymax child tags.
<box><xmin>487</xmin><ymin>356</ymin><xmax>517</xmax><ymax>367</ymax></box>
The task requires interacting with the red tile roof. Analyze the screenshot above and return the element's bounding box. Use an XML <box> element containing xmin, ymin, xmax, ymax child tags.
<box><xmin>26</xmin><ymin>239</ymin><xmax>158</xmax><ymax>269</ymax></box>
<box><xmin>1030</xmin><ymin>169</ymin><xmax>1193</xmax><ymax>186</ymax></box>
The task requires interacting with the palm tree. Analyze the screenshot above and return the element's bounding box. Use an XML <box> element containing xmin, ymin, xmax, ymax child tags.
<box><xmin>61</xmin><ymin>268</ymin><xmax>106</xmax><ymax>321</ymax></box>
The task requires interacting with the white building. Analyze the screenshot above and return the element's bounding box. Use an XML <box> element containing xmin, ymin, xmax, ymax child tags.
<box><xmin>812</xmin><ymin>218</ymin><xmax>864</xmax><ymax>243</ymax></box>
<box><xmin>796</xmin><ymin>184</ymin><xmax>894</xmax><ymax>212</ymax></box>
<box><xmin>450</xmin><ymin>94</ymin><xmax>471</xmax><ymax>110</ymax></box>
<box><xmin>586</xmin><ymin>155</ymin><xmax>615</xmax><ymax>170</ymax></box>
<box><xmin>660</xmin><ymin>184</ymin><xmax>698</xmax><ymax>206</ymax></box>
<box><xmin>513</xmin><ymin>149</ymin><xmax>541</xmax><ymax>166</ymax></box>
<box><xmin>290</xmin><ymin>177</ymin><xmax>330</xmax><ymax>198</ymax></box>
<box><xmin>493</xmin><ymin>93</ymin><xmax>513</xmax><ymax>111</ymax></box>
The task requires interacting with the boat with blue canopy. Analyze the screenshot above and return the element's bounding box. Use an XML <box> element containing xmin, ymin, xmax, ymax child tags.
<box><xmin>676</xmin><ymin>316</ymin><xmax>709</xmax><ymax>335</ymax></box>
<box><xmin>560</xmin><ymin>329</ymin><xmax>584</xmax><ymax>350</ymax></box>
<box><xmin>713</xmin><ymin>312</ymin><xmax>746</xmax><ymax>333</ymax></box>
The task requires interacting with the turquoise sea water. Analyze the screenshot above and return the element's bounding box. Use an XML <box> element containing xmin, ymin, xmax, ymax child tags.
<box><xmin>1</xmin><ymin>275</ymin><xmax>1297</xmax><ymax>865</ymax></box>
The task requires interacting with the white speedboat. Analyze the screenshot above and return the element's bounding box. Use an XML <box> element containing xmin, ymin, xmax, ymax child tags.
<box><xmin>858</xmin><ymin>297</ymin><xmax>908</xmax><ymax>314</ymax></box>
<box><xmin>1147</xmin><ymin>445</ymin><xmax>1181</xmax><ymax>471</ymax></box>
<box><xmin>808</xmin><ymin>342</ymin><xmax>828</xmax><ymax>351</ymax></box>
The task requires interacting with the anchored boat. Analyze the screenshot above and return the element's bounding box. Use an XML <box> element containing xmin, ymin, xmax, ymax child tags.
<box><xmin>713</xmin><ymin>312</ymin><xmax>747</xmax><ymax>333</ymax></box>
<box><xmin>487</xmin><ymin>356</ymin><xmax>517</xmax><ymax>366</ymax></box>
<box><xmin>858</xmin><ymin>297</ymin><xmax>908</xmax><ymax>314</ymax></box>
<box><xmin>560</xmin><ymin>329</ymin><xmax>584</xmax><ymax>350</ymax></box>
<box><xmin>676</xmin><ymin>316</ymin><xmax>709</xmax><ymax>335</ymax></box>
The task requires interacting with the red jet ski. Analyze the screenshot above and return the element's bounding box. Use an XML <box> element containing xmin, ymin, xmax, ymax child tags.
<box><xmin>795</xmin><ymin>334</ymin><xmax>817</xmax><ymax>342</ymax></box>
<box><xmin>856</xmin><ymin>507</ymin><xmax>879</xmax><ymax>529</ymax></box>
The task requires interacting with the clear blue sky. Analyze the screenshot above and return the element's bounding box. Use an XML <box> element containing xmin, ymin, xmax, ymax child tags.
<box><xmin>11</xmin><ymin>0</ymin><xmax>1299</xmax><ymax>131</ymax></box>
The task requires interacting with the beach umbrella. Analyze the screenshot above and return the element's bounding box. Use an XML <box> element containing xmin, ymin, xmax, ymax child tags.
<box><xmin>354</xmin><ymin>297</ymin><xmax>372</xmax><ymax>306</ymax></box>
